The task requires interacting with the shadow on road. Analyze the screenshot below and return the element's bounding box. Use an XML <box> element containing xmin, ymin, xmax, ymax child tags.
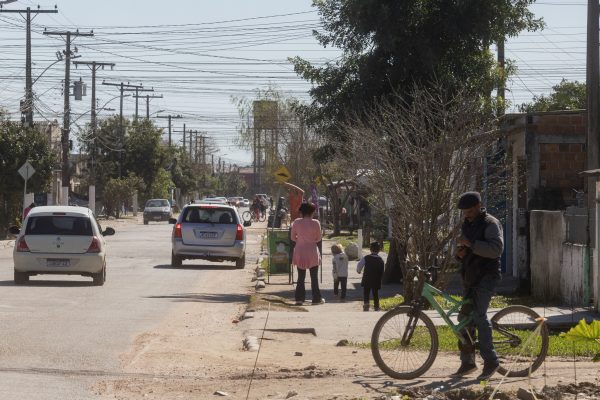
<box><xmin>153</xmin><ymin>264</ymin><xmax>238</xmax><ymax>270</ymax></box>
<box><xmin>145</xmin><ymin>292</ymin><xmax>249</xmax><ymax>303</ymax></box>
<box><xmin>0</xmin><ymin>279</ymin><xmax>94</xmax><ymax>287</ymax></box>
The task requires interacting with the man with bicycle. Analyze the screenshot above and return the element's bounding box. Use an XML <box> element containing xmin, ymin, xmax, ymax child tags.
<box><xmin>453</xmin><ymin>191</ymin><xmax>503</xmax><ymax>381</ymax></box>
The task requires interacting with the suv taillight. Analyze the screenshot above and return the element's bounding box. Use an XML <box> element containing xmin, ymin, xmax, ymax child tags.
<box><xmin>173</xmin><ymin>223</ymin><xmax>182</xmax><ymax>239</ymax></box>
<box><xmin>16</xmin><ymin>237</ymin><xmax>30</xmax><ymax>252</ymax></box>
<box><xmin>235</xmin><ymin>224</ymin><xmax>243</xmax><ymax>241</ymax></box>
<box><xmin>87</xmin><ymin>236</ymin><xmax>101</xmax><ymax>253</ymax></box>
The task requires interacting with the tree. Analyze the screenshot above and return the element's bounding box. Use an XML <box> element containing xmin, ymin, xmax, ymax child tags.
<box><xmin>519</xmin><ymin>79</ymin><xmax>586</xmax><ymax>112</ymax></box>
<box><xmin>292</xmin><ymin>0</ymin><xmax>542</xmax><ymax>138</ymax></box>
<box><xmin>334</xmin><ymin>83</ymin><xmax>503</xmax><ymax>299</ymax></box>
<box><xmin>102</xmin><ymin>174</ymin><xmax>144</xmax><ymax>218</ymax></box>
<box><xmin>148</xmin><ymin>168</ymin><xmax>174</xmax><ymax>200</ymax></box>
<box><xmin>0</xmin><ymin>119</ymin><xmax>55</xmax><ymax>237</ymax></box>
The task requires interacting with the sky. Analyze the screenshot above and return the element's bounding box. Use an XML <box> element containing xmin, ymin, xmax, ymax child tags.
<box><xmin>0</xmin><ymin>0</ymin><xmax>588</xmax><ymax>166</ymax></box>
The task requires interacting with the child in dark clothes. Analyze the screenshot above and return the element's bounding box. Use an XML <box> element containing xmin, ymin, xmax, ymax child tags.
<box><xmin>356</xmin><ymin>242</ymin><xmax>384</xmax><ymax>311</ymax></box>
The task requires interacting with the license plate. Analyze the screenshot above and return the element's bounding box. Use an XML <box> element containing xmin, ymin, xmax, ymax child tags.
<box><xmin>153</xmin><ymin>216</ymin><xmax>161</xmax><ymax>220</ymax></box>
<box><xmin>47</xmin><ymin>259</ymin><xmax>70</xmax><ymax>267</ymax></box>
<box><xmin>195</xmin><ymin>231</ymin><xmax>218</xmax><ymax>239</ymax></box>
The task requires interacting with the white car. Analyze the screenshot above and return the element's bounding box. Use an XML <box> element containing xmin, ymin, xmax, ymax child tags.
<box><xmin>9</xmin><ymin>206</ymin><xmax>115</xmax><ymax>286</ymax></box>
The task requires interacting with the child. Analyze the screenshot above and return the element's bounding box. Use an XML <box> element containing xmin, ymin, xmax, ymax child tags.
<box><xmin>357</xmin><ymin>242</ymin><xmax>384</xmax><ymax>311</ymax></box>
<box><xmin>331</xmin><ymin>244</ymin><xmax>348</xmax><ymax>301</ymax></box>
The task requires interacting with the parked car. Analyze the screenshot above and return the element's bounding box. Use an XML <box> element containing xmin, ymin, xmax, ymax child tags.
<box><xmin>9</xmin><ymin>205</ymin><xmax>115</xmax><ymax>285</ymax></box>
<box><xmin>241</xmin><ymin>198</ymin><xmax>250</xmax><ymax>207</ymax></box>
<box><xmin>169</xmin><ymin>204</ymin><xmax>250</xmax><ymax>268</ymax></box>
<box><xmin>143</xmin><ymin>199</ymin><xmax>172</xmax><ymax>225</ymax></box>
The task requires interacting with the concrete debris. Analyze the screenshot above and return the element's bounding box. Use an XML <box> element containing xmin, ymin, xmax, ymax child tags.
<box><xmin>255</xmin><ymin>280</ymin><xmax>266</xmax><ymax>289</ymax></box>
<box><xmin>213</xmin><ymin>390</ymin><xmax>229</xmax><ymax>396</ymax></box>
<box><xmin>294</xmin><ymin>351</ymin><xmax>303</xmax><ymax>356</ymax></box>
<box><xmin>242</xmin><ymin>311</ymin><xmax>254</xmax><ymax>320</ymax></box>
<box><xmin>243</xmin><ymin>336</ymin><xmax>260</xmax><ymax>352</ymax></box>
<box><xmin>517</xmin><ymin>388</ymin><xmax>538</xmax><ymax>400</ymax></box>
<box><xmin>285</xmin><ymin>390</ymin><xmax>298</xmax><ymax>398</ymax></box>
<box><xmin>336</xmin><ymin>339</ymin><xmax>349</xmax><ymax>346</ymax></box>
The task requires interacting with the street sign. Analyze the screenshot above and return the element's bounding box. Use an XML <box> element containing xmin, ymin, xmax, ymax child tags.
<box><xmin>18</xmin><ymin>161</ymin><xmax>35</xmax><ymax>180</ymax></box>
<box><xmin>274</xmin><ymin>165</ymin><xmax>291</xmax><ymax>183</ymax></box>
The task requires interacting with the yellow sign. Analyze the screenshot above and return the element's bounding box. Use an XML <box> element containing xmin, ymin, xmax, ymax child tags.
<box><xmin>274</xmin><ymin>165</ymin><xmax>291</xmax><ymax>183</ymax></box>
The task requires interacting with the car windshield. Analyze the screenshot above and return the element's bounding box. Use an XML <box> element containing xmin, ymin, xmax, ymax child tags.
<box><xmin>146</xmin><ymin>200</ymin><xmax>169</xmax><ymax>207</ymax></box>
<box><xmin>26</xmin><ymin>215</ymin><xmax>93</xmax><ymax>236</ymax></box>
<box><xmin>182</xmin><ymin>207</ymin><xmax>237</xmax><ymax>224</ymax></box>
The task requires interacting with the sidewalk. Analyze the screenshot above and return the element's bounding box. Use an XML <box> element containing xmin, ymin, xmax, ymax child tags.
<box><xmin>241</xmin><ymin>236</ymin><xmax>600</xmax><ymax>344</ymax></box>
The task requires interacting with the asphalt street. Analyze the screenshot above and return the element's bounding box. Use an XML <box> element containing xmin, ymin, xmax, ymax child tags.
<box><xmin>0</xmin><ymin>215</ymin><xmax>253</xmax><ymax>400</ymax></box>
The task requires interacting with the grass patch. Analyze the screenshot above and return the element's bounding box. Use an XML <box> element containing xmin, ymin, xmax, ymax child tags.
<box><xmin>382</xmin><ymin>240</ymin><xmax>390</xmax><ymax>253</ymax></box>
<box><xmin>326</xmin><ymin>234</ymin><xmax>358</xmax><ymax>249</ymax></box>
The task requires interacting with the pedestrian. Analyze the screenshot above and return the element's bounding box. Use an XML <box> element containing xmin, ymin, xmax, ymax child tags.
<box><xmin>451</xmin><ymin>191</ymin><xmax>503</xmax><ymax>381</ymax></box>
<box><xmin>357</xmin><ymin>241</ymin><xmax>384</xmax><ymax>311</ymax></box>
<box><xmin>291</xmin><ymin>202</ymin><xmax>324</xmax><ymax>305</ymax></box>
<box><xmin>23</xmin><ymin>202</ymin><xmax>35</xmax><ymax>220</ymax></box>
<box><xmin>331</xmin><ymin>243</ymin><xmax>348</xmax><ymax>301</ymax></box>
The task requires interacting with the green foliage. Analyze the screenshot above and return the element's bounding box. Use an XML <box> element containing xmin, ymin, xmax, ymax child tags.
<box><xmin>0</xmin><ymin>121</ymin><xmax>55</xmax><ymax>236</ymax></box>
<box><xmin>561</xmin><ymin>319</ymin><xmax>600</xmax><ymax>361</ymax></box>
<box><xmin>519</xmin><ymin>79</ymin><xmax>586</xmax><ymax>112</ymax></box>
<box><xmin>293</xmin><ymin>0</ymin><xmax>543</xmax><ymax>138</ymax></box>
<box><xmin>102</xmin><ymin>174</ymin><xmax>145</xmax><ymax>218</ymax></box>
<box><xmin>148</xmin><ymin>168</ymin><xmax>174</xmax><ymax>200</ymax></box>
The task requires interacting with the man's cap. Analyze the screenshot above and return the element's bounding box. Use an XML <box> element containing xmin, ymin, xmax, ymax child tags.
<box><xmin>457</xmin><ymin>191</ymin><xmax>481</xmax><ymax>209</ymax></box>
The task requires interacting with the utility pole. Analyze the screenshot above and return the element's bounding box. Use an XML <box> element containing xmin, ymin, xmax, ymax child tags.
<box><xmin>102</xmin><ymin>81</ymin><xmax>143</xmax><ymax>177</ymax></box>
<box><xmin>182</xmin><ymin>124</ymin><xmax>186</xmax><ymax>151</ymax></box>
<box><xmin>73</xmin><ymin>60</ymin><xmax>115</xmax><ymax>213</ymax></box>
<box><xmin>587</xmin><ymin>0</ymin><xmax>600</xmax><ymax>209</ymax></box>
<box><xmin>44</xmin><ymin>29</ymin><xmax>94</xmax><ymax>205</ymax></box>
<box><xmin>155</xmin><ymin>114</ymin><xmax>182</xmax><ymax>146</ymax></box>
<box><xmin>497</xmin><ymin>38</ymin><xmax>505</xmax><ymax>116</ymax></box>
<box><xmin>130</xmin><ymin>87</ymin><xmax>154</xmax><ymax>121</ymax></box>
<box><xmin>1</xmin><ymin>5</ymin><xmax>58</xmax><ymax>127</ymax></box>
<box><xmin>132</xmin><ymin>93</ymin><xmax>164</xmax><ymax>119</ymax></box>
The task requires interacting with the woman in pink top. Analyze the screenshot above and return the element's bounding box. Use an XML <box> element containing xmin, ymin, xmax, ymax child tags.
<box><xmin>291</xmin><ymin>202</ymin><xmax>324</xmax><ymax>305</ymax></box>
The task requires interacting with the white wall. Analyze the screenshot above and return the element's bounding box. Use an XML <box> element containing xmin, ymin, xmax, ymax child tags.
<box><xmin>530</xmin><ymin>210</ymin><xmax>565</xmax><ymax>302</ymax></box>
<box><xmin>561</xmin><ymin>243</ymin><xmax>586</xmax><ymax>306</ymax></box>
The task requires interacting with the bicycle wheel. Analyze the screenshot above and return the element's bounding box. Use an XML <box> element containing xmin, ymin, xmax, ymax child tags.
<box><xmin>491</xmin><ymin>305</ymin><xmax>549</xmax><ymax>377</ymax></box>
<box><xmin>371</xmin><ymin>306</ymin><xmax>439</xmax><ymax>379</ymax></box>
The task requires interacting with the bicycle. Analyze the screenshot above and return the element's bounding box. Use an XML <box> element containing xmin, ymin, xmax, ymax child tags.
<box><xmin>242</xmin><ymin>208</ymin><xmax>266</xmax><ymax>223</ymax></box>
<box><xmin>371</xmin><ymin>266</ymin><xmax>549</xmax><ymax>380</ymax></box>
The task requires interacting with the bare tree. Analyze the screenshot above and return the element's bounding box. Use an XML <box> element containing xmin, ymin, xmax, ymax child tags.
<box><xmin>335</xmin><ymin>83</ymin><xmax>503</xmax><ymax>299</ymax></box>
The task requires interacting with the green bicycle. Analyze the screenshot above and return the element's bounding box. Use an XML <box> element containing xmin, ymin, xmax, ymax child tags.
<box><xmin>371</xmin><ymin>266</ymin><xmax>549</xmax><ymax>380</ymax></box>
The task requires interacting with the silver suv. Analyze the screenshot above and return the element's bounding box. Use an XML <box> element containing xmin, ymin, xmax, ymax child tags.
<box><xmin>169</xmin><ymin>204</ymin><xmax>249</xmax><ymax>268</ymax></box>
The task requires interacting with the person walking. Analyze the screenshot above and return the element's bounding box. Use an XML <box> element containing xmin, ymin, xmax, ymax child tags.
<box><xmin>357</xmin><ymin>242</ymin><xmax>384</xmax><ymax>311</ymax></box>
<box><xmin>23</xmin><ymin>202</ymin><xmax>35</xmax><ymax>220</ymax></box>
<box><xmin>452</xmin><ymin>191</ymin><xmax>503</xmax><ymax>381</ymax></box>
<box><xmin>331</xmin><ymin>243</ymin><xmax>348</xmax><ymax>301</ymax></box>
<box><xmin>291</xmin><ymin>202</ymin><xmax>324</xmax><ymax>305</ymax></box>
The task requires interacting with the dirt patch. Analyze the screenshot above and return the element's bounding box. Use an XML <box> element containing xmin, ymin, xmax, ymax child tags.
<box><xmin>248</xmin><ymin>293</ymin><xmax>308</xmax><ymax>312</ymax></box>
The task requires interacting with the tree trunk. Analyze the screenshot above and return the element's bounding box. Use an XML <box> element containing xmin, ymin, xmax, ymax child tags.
<box><xmin>383</xmin><ymin>237</ymin><xmax>415</xmax><ymax>302</ymax></box>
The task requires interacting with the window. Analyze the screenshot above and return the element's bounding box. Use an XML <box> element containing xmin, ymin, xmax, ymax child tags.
<box><xmin>146</xmin><ymin>200</ymin><xmax>169</xmax><ymax>207</ymax></box>
<box><xmin>182</xmin><ymin>208</ymin><xmax>237</xmax><ymax>224</ymax></box>
<box><xmin>26</xmin><ymin>216</ymin><xmax>93</xmax><ymax>236</ymax></box>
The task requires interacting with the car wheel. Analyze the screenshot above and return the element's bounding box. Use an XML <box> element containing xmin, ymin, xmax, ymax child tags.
<box><xmin>14</xmin><ymin>271</ymin><xmax>29</xmax><ymax>284</ymax></box>
<box><xmin>92</xmin><ymin>266</ymin><xmax>106</xmax><ymax>286</ymax></box>
<box><xmin>235</xmin><ymin>254</ymin><xmax>246</xmax><ymax>269</ymax></box>
<box><xmin>171</xmin><ymin>251</ymin><xmax>182</xmax><ymax>268</ymax></box>
<box><xmin>143</xmin><ymin>219</ymin><xmax>148</xmax><ymax>225</ymax></box>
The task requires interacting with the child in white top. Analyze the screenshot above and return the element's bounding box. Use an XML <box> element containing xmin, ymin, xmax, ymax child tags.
<box><xmin>331</xmin><ymin>243</ymin><xmax>349</xmax><ymax>300</ymax></box>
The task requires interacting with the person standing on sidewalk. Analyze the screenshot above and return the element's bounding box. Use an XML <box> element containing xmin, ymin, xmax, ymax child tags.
<box><xmin>357</xmin><ymin>242</ymin><xmax>384</xmax><ymax>311</ymax></box>
<box><xmin>291</xmin><ymin>202</ymin><xmax>324</xmax><ymax>305</ymax></box>
<box><xmin>331</xmin><ymin>243</ymin><xmax>348</xmax><ymax>301</ymax></box>
<box><xmin>452</xmin><ymin>191</ymin><xmax>503</xmax><ymax>381</ymax></box>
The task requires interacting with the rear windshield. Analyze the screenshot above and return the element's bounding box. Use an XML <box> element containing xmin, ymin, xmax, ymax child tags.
<box><xmin>26</xmin><ymin>216</ymin><xmax>93</xmax><ymax>236</ymax></box>
<box><xmin>182</xmin><ymin>207</ymin><xmax>237</xmax><ymax>224</ymax></box>
<box><xmin>146</xmin><ymin>200</ymin><xmax>169</xmax><ymax>207</ymax></box>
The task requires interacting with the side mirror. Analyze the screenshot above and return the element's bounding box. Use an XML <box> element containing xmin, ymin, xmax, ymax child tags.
<box><xmin>168</xmin><ymin>218</ymin><xmax>177</xmax><ymax>224</ymax></box>
<box><xmin>102</xmin><ymin>227</ymin><xmax>115</xmax><ymax>236</ymax></box>
<box><xmin>8</xmin><ymin>226</ymin><xmax>20</xmax><ymax>235</ymax></box>
<box><xmin>243</xmin><ymin>220</ymin><xmax>251</xmax><ymax>227</ymax></box>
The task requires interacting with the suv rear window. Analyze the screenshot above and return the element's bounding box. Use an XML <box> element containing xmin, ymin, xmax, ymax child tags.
<box><xmin>146</xmin><ymin>200</ymin><xmax>169</xmax><ymax>207</ymax></box>
<box><xmin>26</xmin><ymin>216</ymin><xmax>93</xmax><ymax>236</ymax></box>
<box><xmin>182</xmin><ymin>207</ymin><xmax>237</xmax><ymax>224</ymax></box>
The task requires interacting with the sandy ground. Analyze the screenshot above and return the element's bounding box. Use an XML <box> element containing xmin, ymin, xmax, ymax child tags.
<box><xmin>90</xmin><ymin>217</ymin><xmax>600</xmax><ymax>400</ymax></box>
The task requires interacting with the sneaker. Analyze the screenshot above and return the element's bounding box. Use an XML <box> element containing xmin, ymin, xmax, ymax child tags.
<box><xmin>312</xmin><ymin>299</ymin><xmax>325</xmax><ymax>305</ymax></box>
<box><xmin>374</xmin><ymin>307</ymin><xmax>380</xmax><ymax>311</ymax></box>
<box><xmin>363</xmin><ymin>304</ymin><xmax>369</xmax><ymax>312</ymax></box>
<box><xmin>476</xmin><ymin>362</ymin><xmax>499</xmax><ymax>381</ymax></box>
<box><xmin>450</xmin><ymin>363</ymin><xmax>477</xmax><ymax>377</ymax></box>
<box><xmin>294</xmin><ymin>301</ymin><xmax>303</xmax><ymax>306</ymax></box>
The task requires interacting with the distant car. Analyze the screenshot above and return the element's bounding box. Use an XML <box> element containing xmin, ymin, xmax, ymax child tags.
<box><xmin>241</xmin><ymin>199</ymin><xmax>250</xmax><ymax>207</ymax></box>
<box><xmin>143</xmin><ymin>199</ymin><xmax>172</xmax><ymax>225</ymax></box>
<box><xmin>9</xmin><ymin>205</ymin><xmax>115</xmax><ymax>286</ymax></box>
<box><xmin>169</xmin><ymin>204</ymin><xmax>250</xmax><ymax>268</ymax></box>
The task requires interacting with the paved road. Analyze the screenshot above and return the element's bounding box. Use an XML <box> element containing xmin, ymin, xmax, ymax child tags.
<box><xmin>0</xmin><ymin>215</ymin><xmax>256</xmax><ymax>400</ymax></box>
